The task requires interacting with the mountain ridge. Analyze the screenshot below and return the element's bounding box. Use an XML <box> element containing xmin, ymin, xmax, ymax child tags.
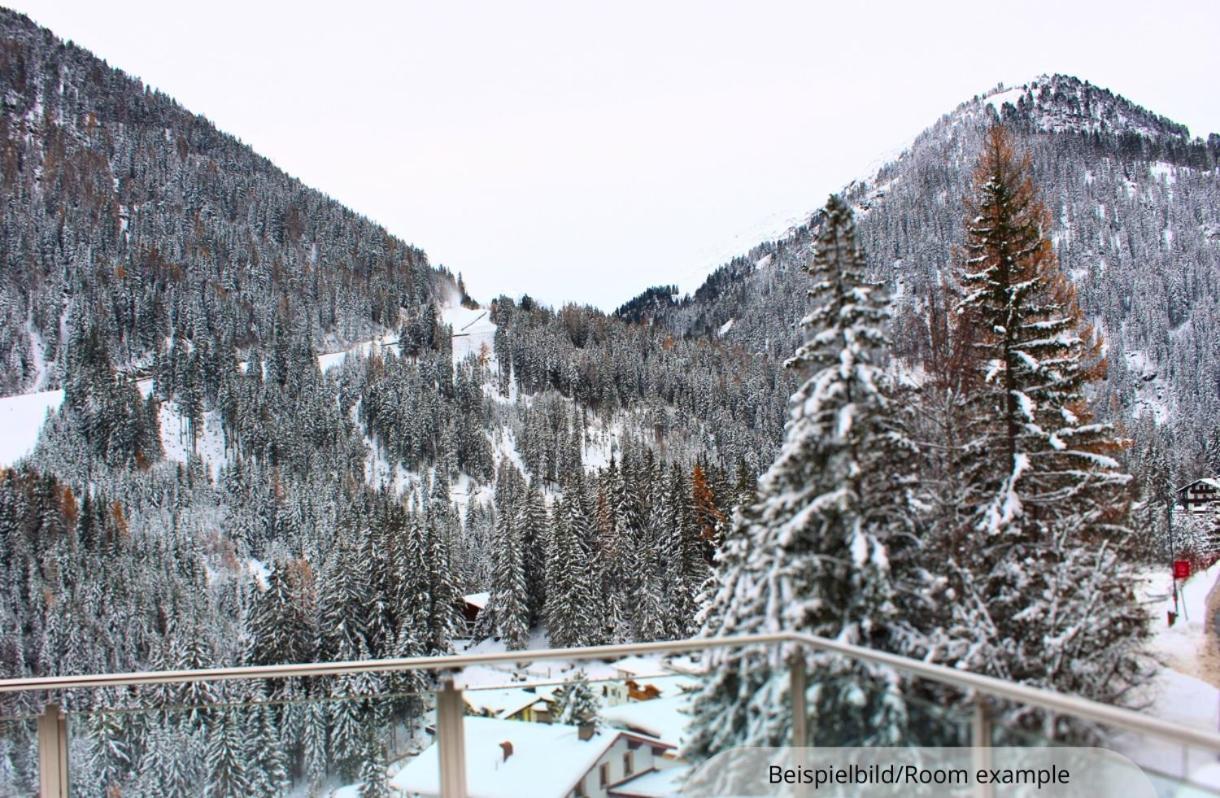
<box><xmin>0</xmin><ymin>7</ymin><xmax>451</xmax><ymax>397</ymax></box>
<box><xmin>620</xmin><ymin>72</ymin><xmax>1220</xmax><ymax>475</ymax></box>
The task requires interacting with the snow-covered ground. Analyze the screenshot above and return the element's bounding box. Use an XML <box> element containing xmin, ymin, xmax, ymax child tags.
<box><xmin>1132</xmin><ymin>561</ymin><xmax>1220</xmax><ymax>793</ymax></box>
<box><xmin>0</xmin><ymin>387</ymin><xmax>61</xmax><ymax>466</ymax></box>
<box><xmin>443</xmin><ymin>305</ymin><xmax>496</xmax><ymax>363</ymax></box>
<box><xmin>1140</xmin><ymin>561</ymin><xmax>1219</xmax><ymax>681</ymax></box>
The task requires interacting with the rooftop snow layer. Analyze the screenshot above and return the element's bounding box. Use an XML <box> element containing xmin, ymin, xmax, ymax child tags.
<box><xmin>391</xmin><ymin>716</ymin><xmax>666</xmax><ymax>798</ymax></box>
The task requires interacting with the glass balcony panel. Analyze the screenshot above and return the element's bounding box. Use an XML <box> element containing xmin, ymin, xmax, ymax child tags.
<box><xmin>64</xmin><ymin>677</ymin><xmax>432</xmax><ymax>797</ymax></box>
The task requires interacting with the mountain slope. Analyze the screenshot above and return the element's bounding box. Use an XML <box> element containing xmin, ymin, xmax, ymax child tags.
<box><xmin>0</xmin><ymin>8</ymin><xmax>445</xmax><ymax>395</ymax></box>
<box><xmin>625</xmin><ymin>75</ymin><xmax>1220</xmax><ymax>473</ymax></box>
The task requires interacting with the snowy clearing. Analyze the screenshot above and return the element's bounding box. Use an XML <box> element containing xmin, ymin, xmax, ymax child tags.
<box><xmin>0</xmin><ymin>388</ymin><xmax>62</xmax><ymax>467</ymax></box>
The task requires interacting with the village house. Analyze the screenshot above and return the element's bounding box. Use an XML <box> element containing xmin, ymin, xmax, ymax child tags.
<box><xmin>464</xmin><ymin>685</ymin><xmax>558</xmax><ymax>723</ymax></box>
<box><xmin>1177</xmin><ymin>478</ymin><xmax>1220</xmax><ymax>513</ymax></box>
<box><xmin>612</xmin><ymin>657</ymin><xmax>701</xmax><ymax>703</ymax></box>
<box><xmin>391</xmin><ymin>716</ymin><xmax>676</xmax><ymax>798</ymax></box>
<box><xmin>458</xmin><ymin>592</ymin><xmax>489</xmax><ymax>631</ymax></box>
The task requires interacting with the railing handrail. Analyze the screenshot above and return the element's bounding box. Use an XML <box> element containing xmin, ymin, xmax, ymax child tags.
<box><xmin>1</xmin><ymin>631</ymin><xmax>1214</xmax><ymax>752</ymax></box>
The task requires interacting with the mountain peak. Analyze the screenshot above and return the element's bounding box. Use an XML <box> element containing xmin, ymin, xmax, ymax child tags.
<box><xmin>975</xmin><ymin>74</ymin><xmax>1193</xmax><ymax>142</ymax></box>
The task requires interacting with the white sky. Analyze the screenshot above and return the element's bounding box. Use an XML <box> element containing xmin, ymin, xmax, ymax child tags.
<box><xmin>10</xmin><ymin>1</ymin><xmax>1220</xmax><ymax>309</ymax></box>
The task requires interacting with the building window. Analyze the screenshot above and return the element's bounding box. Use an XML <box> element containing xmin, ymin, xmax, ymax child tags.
<box><xmin>600</xmin><ymin>763</ymin><xmax>609</xmax><ymax>787</ymax></box>
<box><xmin>623</xmin><ymin>751</ymin><xmax>634</xmax><ymax>776</ymax></box>
<box><xmin>575</xmin><ymin>776</ymin><xmax>586</xmax><ymax>797</ymax></box>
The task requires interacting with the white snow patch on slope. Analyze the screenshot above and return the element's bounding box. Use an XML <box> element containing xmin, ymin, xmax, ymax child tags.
<box><xmin>159</xmin><ymin>406</ymin><xmax>228</xmax><ymax>480</ymax></box>
<box><xmin>443</xmin><ymin>305</ymin><xmax>497</xmax><ymax>364</ymax></box>
<box><xmin>0</xmin><ymin>388</ymin><xmax>63</xmax><ymax>466</ymax></box>
<box><xmin>1150</xmin><ymin>162</ymin><xmax>1177</xmax><ymax>185</ymax></box>
<box><xmin>318</xmin><ymin>332</ymin><xmax>399</xmax><ymax>372</ymax></box>
<box><xmin>984</xmin><ymin>86</ymin><xmax>1027</xmax><ymax>114</ymax></box>
<box><xmin>1123</xmin><ymin>350</ymin><xmax>1171</xmax><ymax>424</ymax></box>
<box><xmin>718</xmin><ymin>318</ymin><xmax>735</xmax><ymax>337</ymax></box>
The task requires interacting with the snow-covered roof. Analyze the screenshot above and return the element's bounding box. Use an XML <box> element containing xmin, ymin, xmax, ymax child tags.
<box><xmin>1176</xmin><ymin>478</ymin><xmax>1220</xmax><ymax>493</ymax></box>
<box><xmin>600</xmin><ymin>694</ymin><xmax>692</xmax><ymax>748</ymax></box>
<box><xmin>464</xmin><ymin>687</ymin><xmax>552</xmax><ymax>719</ymax></box>
<box><xmin>608</xmin><ymin>766</ymin><xmax>691</xmax><ymax>798</ymax></box>
<box><xmin>462</xmin><ymin>591</ymin><xmax>491</xmax><ymax>609</ymax></box>
<box><xmin>613</xmin><ymin>656</ymin><xmax>673</xmax><ymax>677</ymax></box>
<box><xmin>390</xmin><ymin>717</ymin><xmax>670</xmax><ymax>798</ymax></box>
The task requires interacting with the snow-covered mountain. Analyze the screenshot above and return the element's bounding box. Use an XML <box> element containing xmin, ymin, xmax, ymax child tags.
<box><xmin>0</xmin><ymin>7</ymin><xmax>449</xmax><ymax>397</ymax></box>
<box><xmin>1</xmin><ymin>8</ymin><xmax>1217</xmax><ymax>793</ymax></box>
<box><xmin>623</xmin><ymin>75</ymin><xmax>1220</xmax><ymax>476</ymax></box>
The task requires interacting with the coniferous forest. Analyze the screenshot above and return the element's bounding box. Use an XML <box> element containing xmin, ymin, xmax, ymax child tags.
<box><xmin>0</xmin><ymin>6</ymin><xmax>1218</xmax><ymax>797</ymax></box>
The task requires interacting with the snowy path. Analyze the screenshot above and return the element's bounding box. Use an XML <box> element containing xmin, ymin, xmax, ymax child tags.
<box><xmin>1201</xmin><ymin>573</ymin><xmax>1220</xmax><ymax>689</ymax></box>
<box><xmin>1131</xmin><ymin>561</ymin><xmax>1220</xmax><ymax>792</ymax></box>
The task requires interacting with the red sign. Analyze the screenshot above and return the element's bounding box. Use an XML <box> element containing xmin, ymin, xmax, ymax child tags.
<box><xmin>1174</xmin><ymin>560</ymin><xmax>1191</xmax><ymax>580</ymax></box>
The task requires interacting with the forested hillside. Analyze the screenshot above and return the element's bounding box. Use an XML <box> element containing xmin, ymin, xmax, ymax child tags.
<box><xmin>0</xmin><ymin>12</ymin><xmax>777</xmax><ymax>794</ymax></box>
<box><xmin>0</xmin><ymin>7</ymin><xmax>442</xmax><ymax>397</ymax></box>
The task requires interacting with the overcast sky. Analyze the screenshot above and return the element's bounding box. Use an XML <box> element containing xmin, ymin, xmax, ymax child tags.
<box><xmin>10</xmin><ymin>1</ymin><xmax>1219</xmax><ymax>309</ymax></box>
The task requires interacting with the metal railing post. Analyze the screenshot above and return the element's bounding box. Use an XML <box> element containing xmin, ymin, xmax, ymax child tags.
<box><xmin>37</xmin><ymin>702</ymin><xmax>69</xmax><ymax>798</ymax></box>
<box><xmin>972</xmin><ymin>695</ymin><xmax>994</xmax><ymax>798</ymax></box>
<box><xmin>436</xmin><ymin>679</ymin><xmax>467</xmax><ymax>798</ymax></box>
<box><xmin>790</xmin><ymin>656</ymin><xmax>808</xmax><ymax>748</ymax></box>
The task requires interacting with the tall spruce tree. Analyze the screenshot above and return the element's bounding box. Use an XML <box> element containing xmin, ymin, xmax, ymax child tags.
<box><xmin>944</xmin><ymin>126</ymin><xmax>1150</xmax><ymax>725</ymax></box>
<box><xmin>686</xmin><ymin>195</ymin><xmax>914</xmax><ymax>758</ymax></box>
<box><xmin>204</xmin><ymin>709</ymin><xmax>250</xmax><ymax>798</ymax></box>
<box><xmin>545</xmin><ymin>475</ymin><xmax>597</xmax><ymax>647</ymax></box>
<box><xmin>481</xmin><ymin>461</ymin><xmax>531</xmax><ymax>649</ymax></box>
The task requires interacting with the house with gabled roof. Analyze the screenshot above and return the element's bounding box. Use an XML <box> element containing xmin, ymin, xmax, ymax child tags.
<box><xmin>391</xmin><ymin>716</ymin><xmax>676</xmax><ymax>798</ymax></box>
<box><xmin>1178</xmin><ymin>477</ymin><xmax>1220</xmax><ymax>513</ymax></box>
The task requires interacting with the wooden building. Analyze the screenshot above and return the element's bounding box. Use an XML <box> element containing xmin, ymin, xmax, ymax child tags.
<box><xmin>1178</xmin><ymin>478</ymin><xmax>1220</xmax><ymax>513</ymax></box>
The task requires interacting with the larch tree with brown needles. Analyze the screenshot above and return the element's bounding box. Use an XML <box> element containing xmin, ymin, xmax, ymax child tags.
<box><xmin>944</xmin><ymin>126</ymin><xmax>1149</xmax><ymax>732</ymax></box>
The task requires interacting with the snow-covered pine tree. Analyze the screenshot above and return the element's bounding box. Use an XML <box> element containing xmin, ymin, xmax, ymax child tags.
<box><xmin>424</xmin><ymin>473</ymin><xmax>461</xmax><ymax>654</ymax></box>
<box><xmin>302</xmin><ymin>699</ymin><xmax>329</xmax><ymax>794</ymax></box>
<box><xmin>545</xmin><ymin>475</ymin><xmax>597</xmax><ymax>648</ymax></box>
<box><xmin>204</xmin><ymin>709</ymin><xmax>250</xmax><ymax>798</ymax></box>
<box><xmin>357</xmin><ymin>729</ymin><xmax>390</xmax><ymax>798</ymax></box>
<box><xmin>639</xmin><ymin>459</ymin><xmax>677</xmax><ymax>639</ymax></box>
<box><xmin>86</xmin><ymin>692</ymin><xmax>134</xmax><ymax>797</ymax></box>
<box><xmin>605</xmin><ymin>458</ymin><xmax>644</xmax><ymax>641</ymax></box>
<box><xmin>686</xmin><ymin>194</ymin><xmax>914</xmax><ymax>758</ymax></box>
<box><xmin>246</xmin><ymin>702</ymin><xmax>290</xmax><ymax>798</ymax></box>
<box><xmin>947</xmin><ymin>126</ymin><xmax>1150</xmax><ymax>727</ymax></box>
<box><xmin>480</xmin><ymin>461</ymin><xmax>530</xmax><ymax>649</ymax></box>
<box><xmin>518</xmin><ymin>479</ymin><xmax>549</xmax><ymax>625</ymax></box>
<box><xmin>554</xmin><ymin>670</ymin><xmax>601</xmax><ymax>728</ymax></box>
<box><xmin>660</xmin><ymin>465</ymin><xmax>701</xmax><ymax>637</ymax></box>
<box><xmin>138</xmin><ymin>721</ymin><xmax>199</xmax><ymax>798</ymax></box>
<box><xmin>317</xmin><ymin>533</ymin><xmax>369</xmax><ymax>660</ymax></box>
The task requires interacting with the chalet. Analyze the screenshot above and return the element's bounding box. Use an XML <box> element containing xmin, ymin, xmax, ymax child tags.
<box><xmin>390</xmin><ymin>716</ymin><xmax>676</xmax><ymax>798</ymax></box>
<box><xmin>1177</xmin><ymin>478</ymin><xmax>1220</xmax><ymax>513</ymax></box>
<box><xmin>458</xmin><ymin>592</ymin><xmax>489</xmax><ymax>630</ymax></box>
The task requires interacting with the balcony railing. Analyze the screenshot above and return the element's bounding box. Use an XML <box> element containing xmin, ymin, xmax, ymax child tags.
<box><xmin>2</xmin><ymin>631</ymin><xmax>1217</xmax><ymax>797</ymax></box>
